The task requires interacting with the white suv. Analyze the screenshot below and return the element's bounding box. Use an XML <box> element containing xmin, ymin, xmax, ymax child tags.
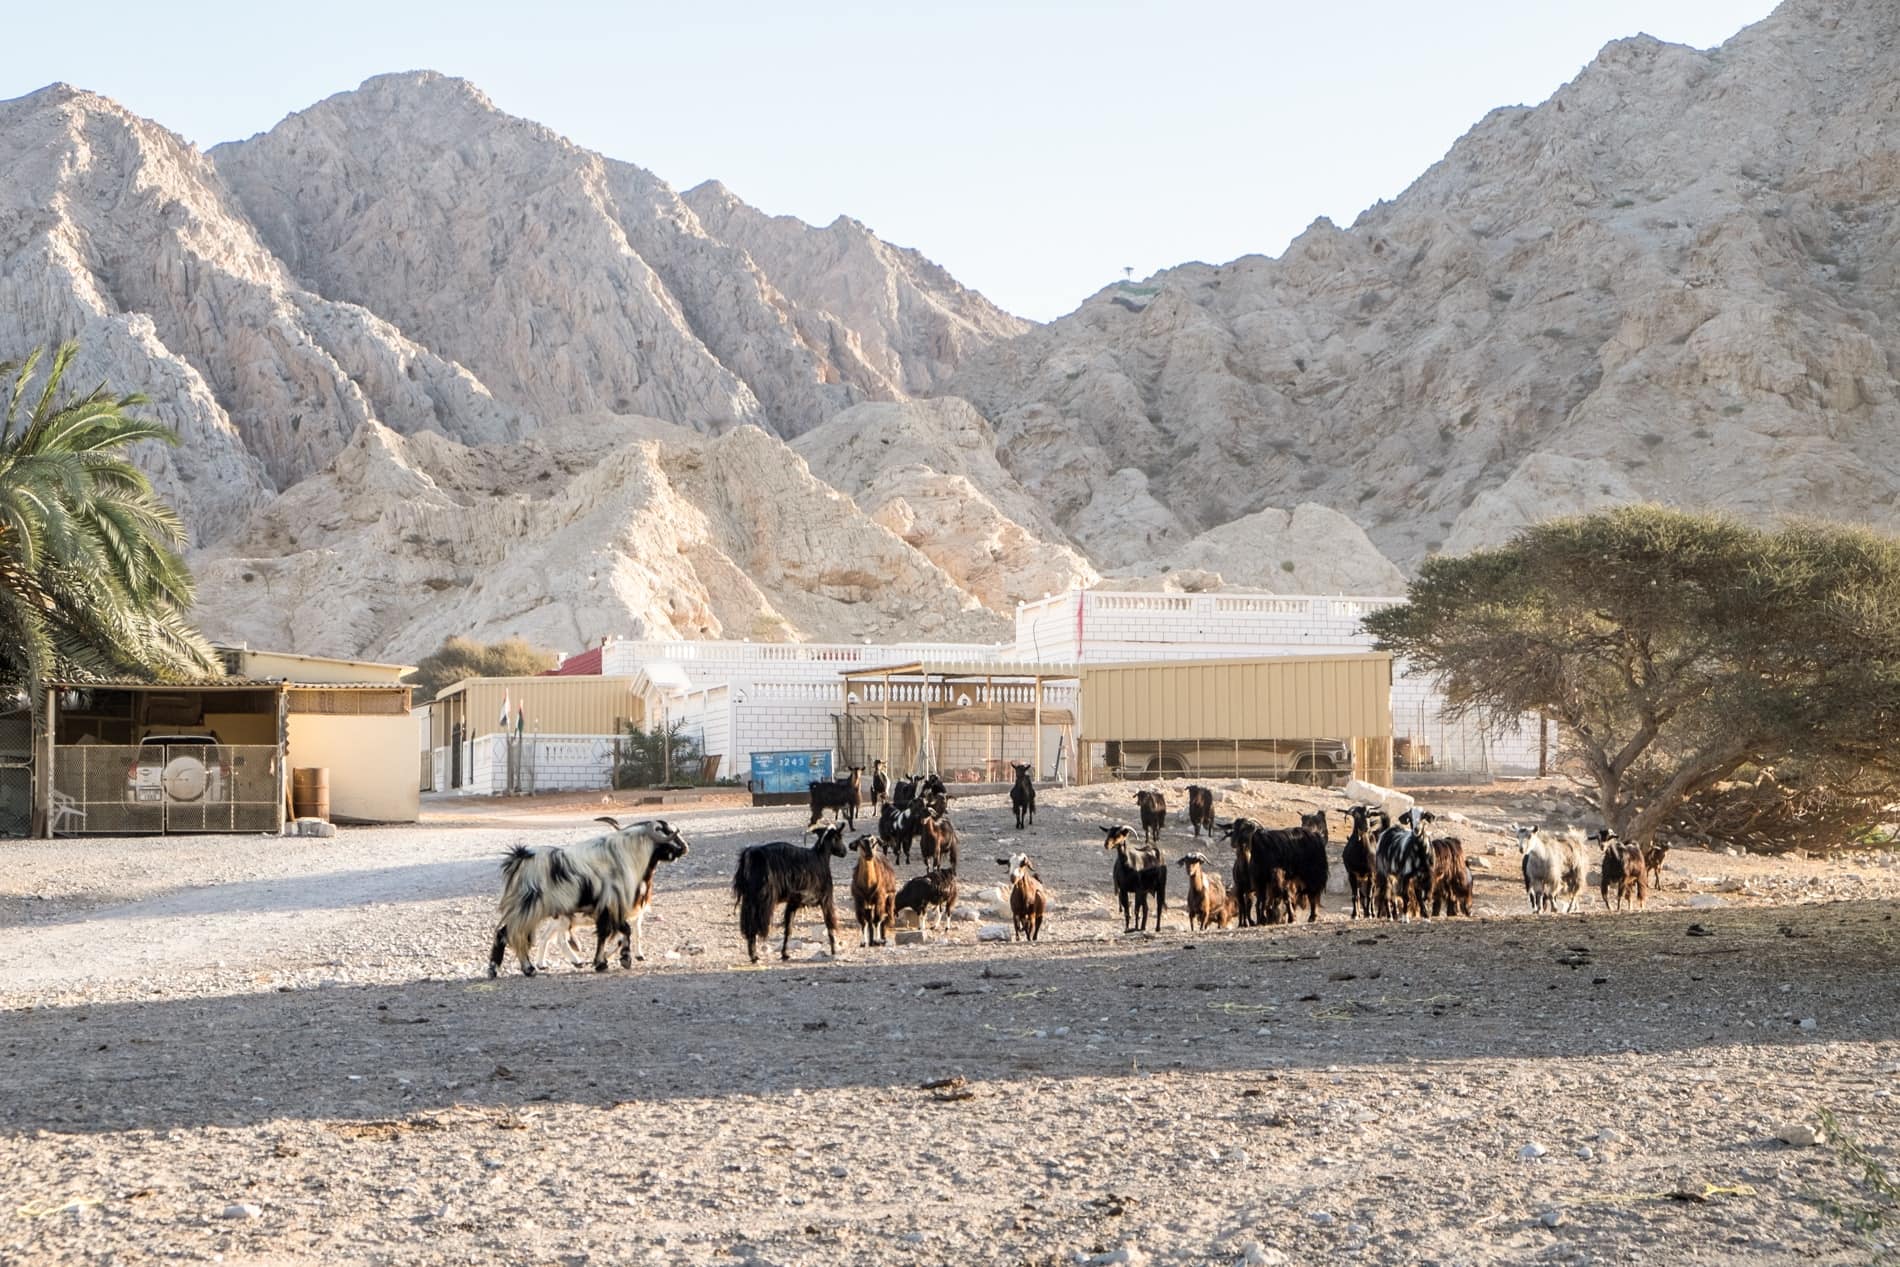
<box><xmin>125</xmin><ymin>734</ymin><xmax>228</xmax><ymax>806</ymax></box>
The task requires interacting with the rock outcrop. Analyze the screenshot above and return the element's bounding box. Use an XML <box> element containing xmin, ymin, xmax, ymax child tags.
<box><xmin>951</xmin><ymin>0</ymin><xmax>1900</xmax><ymax>568</ymax></box>
<box><xmin>192</xmin><ymin>415</ymin><xmax>1008</xmax><ymax>661</ymax></box>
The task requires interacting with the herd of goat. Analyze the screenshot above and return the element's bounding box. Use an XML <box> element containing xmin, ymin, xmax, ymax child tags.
<box><xmin>484</xmin><ymin>767</ymin><xmax>1673</xmax><ymax>977</ymax></box>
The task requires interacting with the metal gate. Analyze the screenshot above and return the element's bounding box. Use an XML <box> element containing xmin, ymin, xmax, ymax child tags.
<box><xmin>51</xmin><ymin>744</ymin><xmax>282</xmax><ymax>834</ymax></box>
<box><xmin>0</xmin><ymin>713</ymin><xmax>28</xmax><ymax>837</ymax></box>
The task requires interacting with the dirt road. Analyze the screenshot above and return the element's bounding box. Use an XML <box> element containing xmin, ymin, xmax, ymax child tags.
<box><xmin>2</xmin><ymin>779</ymin><xmax>1895</xmax><ymax>1265</ymax></box>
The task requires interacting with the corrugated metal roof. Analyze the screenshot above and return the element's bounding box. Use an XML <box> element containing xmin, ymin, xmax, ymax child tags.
<box><xmin>285</xmin><ymin>682</ymin><xmax>413</xmax><ymax>692</ymax></box>
<box><xmin>48</xmin><ymin>677</ymin><xmax>285</xmax><ymax>690</ymax></box>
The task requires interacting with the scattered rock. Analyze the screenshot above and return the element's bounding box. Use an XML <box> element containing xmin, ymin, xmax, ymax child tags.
<box><xmin>1239</xmin><ymin>1243</ymin><xmax>1286</xmax><ymax>1267</ymax></box>
<box><xmin>1520</xmin><ymin>1143</ymin><xmax>1547</xmax><ymax>1160</ymax></box>
<box><xmin>977</xmin><ymin>925</ymin><xmax>1011</xmax><ymax>942</ymax></box>
<box><xmin>1776</xmin><ymin>1123</ymin><xmax>1823</xmax><ymax>1147</ymax></box>
<box><xmin>1540</xmin><ymin>1207</ymin><xmax>1564</xmax><ymax>1229</ymax></box>
<box><xmin>220</xmin><ymin>1202</ymin><xmax>262</xmax><ymax>1220</ymax></box>
<box><xmin>1798</xmin><ymin>1017</ymin><xmax>1818</xmax><ymax>1031</ymax></box>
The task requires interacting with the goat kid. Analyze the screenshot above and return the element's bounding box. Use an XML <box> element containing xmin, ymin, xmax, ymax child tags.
<box><xmin>1178</xmin><ymin>851</ymin><xmax>1237</xmax><ymax>929</ymax></box>
<box><xmin>893</xmin><ymin>868</ymin><xmax>959</xmax><ymax>938</ymax></box>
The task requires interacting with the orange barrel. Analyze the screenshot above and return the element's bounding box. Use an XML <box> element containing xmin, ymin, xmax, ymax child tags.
<box><xmin>291</xmin><ymin>767</ymin><xmax>331</xmax><ymax>822</ymax></box>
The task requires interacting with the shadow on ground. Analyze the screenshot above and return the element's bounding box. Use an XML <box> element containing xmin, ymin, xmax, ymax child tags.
<box><xmin>4</xmin><ymin>901</ymin><xmax>1895</xmax><ymax>1136</ymax></box>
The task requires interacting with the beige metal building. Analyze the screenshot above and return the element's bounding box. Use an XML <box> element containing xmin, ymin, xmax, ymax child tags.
<box><xmin>427</xmin><ymin>676</ymin><xmax>644</xmax><ymax>793</ymax></box>
<box><xmin>1078</xmin><ymin>653</ymin><xmax>1395</xmax><ymax>786</ymax></box>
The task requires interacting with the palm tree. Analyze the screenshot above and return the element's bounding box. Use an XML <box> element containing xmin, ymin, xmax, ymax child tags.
<box><xmin>0</xmin><ymin>342</ymin><xmax>220</xmax><ymax>713</ymax></box>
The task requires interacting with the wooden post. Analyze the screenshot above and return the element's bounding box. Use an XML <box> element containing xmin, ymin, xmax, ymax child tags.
<box><xmin>921</xmin><ymin>673</ymin><xmax>933</xmax><ymax>776</ymax></box>
<box><xmin>275</xmin><ymin>687</ymin><xmax>289</xmax><ymax>833</ymax></box>
<box><xmin>1538</xmin><ymin>711</ymin><xmax>1549</xmax><ymax>777</ymax></box>
<box><xmin>882</xmin><ymin>672</ymin><xmax>891</xmax><ymax>774</ymax></box>
<box><xmin>989</xmin><ymin>675</ymin><xmax>999</xmax><ymax>782</ymax></box>
<box><xmin>1033</xmin><ymin>674</ymin><xmax>1043</xmax><ymax>780</ymax></box>
<box><xmin>34</xmin><ymin>687</ymin><xmax>55</xmax><ymax>838</ymax></box>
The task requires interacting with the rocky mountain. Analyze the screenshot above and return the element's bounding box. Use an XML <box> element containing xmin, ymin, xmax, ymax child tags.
<box><xmin>11</xmin><ymin>0</ymin><xmax>1892</xmax><ymax>664</ymax></box>
<box><xmin>192</xmin><ymin>415</ymin><xmax>1008</xmax><ymax>660</ymax></box>
<box><xmin>950</xmin><ymin>0</ymin><xmax>1900</xmax><ymax>569</ymax></box>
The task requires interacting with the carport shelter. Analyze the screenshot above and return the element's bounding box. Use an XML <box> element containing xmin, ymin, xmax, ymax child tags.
<box><xmin>33</xmin><ymin>673</ymin><xmax>416</xmax><ymax>836</ymax></box>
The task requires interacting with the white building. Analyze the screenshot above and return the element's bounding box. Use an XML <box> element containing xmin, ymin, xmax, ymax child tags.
<box><xmin>589</xmin><ymin>588</ymin><xmax>1540</xmax><ymax>787</ymax></box>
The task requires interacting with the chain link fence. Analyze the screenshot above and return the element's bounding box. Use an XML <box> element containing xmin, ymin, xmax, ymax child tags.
<box><xmin>52</xmin><ymin>744</ymin><xmax>282</xmax><ymax>834</ymax></box>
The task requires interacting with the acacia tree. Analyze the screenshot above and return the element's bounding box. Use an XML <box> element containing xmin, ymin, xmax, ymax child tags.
<box><xmin>1364</xmin><ymin>507</ymin><xmax>1900</xmax><ymax>845</ymax></box>
<box><xmin>0</xmin><ymin>343</ymin><xmax>219</xmax><ymax>710</ymax></box>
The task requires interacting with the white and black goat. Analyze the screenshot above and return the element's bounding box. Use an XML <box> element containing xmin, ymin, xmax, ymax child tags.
<box><xmin>488</xmin><ymin>817</ymin><xmax>690</xmax><ymax>977</ymax></box>
<box><xmin>1515</xmin><ymin>823</ymin><xmax>1587</xmax><ymax>914</ymax></box>
<box><xmin>1375</xmin><ymin>808</ymin><xmax>1434</xmax><ymax>921</ymax></box>
<box><xmin>732</xmin><ymin>822</ymin><xmax>849</xmax><ymax>962</ymax></box>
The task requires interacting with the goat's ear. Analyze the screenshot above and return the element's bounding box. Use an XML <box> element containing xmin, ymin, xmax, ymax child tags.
<box><xmin>995</xmin><ymin>857</ymin><xmax>1010</xmax><ymax>866</ymax></box>
<box><xmin>594</xmin><ymin>815</ymin><xmax>621</xmax><ymax>829</ymax></box>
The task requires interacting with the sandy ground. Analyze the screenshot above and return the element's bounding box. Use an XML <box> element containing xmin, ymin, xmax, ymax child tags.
<box><xmin>1</xmin><ymin>777</ymin><xmax>1897</xmax><ymax>1266</ymax></box>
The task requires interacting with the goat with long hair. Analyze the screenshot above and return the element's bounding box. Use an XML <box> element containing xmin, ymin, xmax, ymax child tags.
<box><xmin>732</xmin><ymin>823</ymin><xmax>849</xmax><ymax>962</ymax></box>
<box><xmin>488</xmin><ymin>818</ymin><xmax>690</xmax><ymax>977</ymax></box>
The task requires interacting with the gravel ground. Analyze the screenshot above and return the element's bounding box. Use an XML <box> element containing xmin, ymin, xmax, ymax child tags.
<box><xmin>2</xmin><ymin>778</ymin><xmax>1897</xmax><ymax>1266</ymax></box>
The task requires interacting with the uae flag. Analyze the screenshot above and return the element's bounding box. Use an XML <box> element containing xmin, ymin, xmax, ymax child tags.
<box><xmin>498</xmin><ymin>690</ymin><xmax>511</xmax><ymax>730</ymax></box>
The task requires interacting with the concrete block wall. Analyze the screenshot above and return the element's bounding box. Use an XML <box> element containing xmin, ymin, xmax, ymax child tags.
<box><xmin>454</xmin><ymin>734</ymin><xmax>617</xmax><ymax>795</ymax></box>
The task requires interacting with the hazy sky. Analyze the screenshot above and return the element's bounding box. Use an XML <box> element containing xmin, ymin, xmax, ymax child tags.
<box><xmin>5</xmin><ymin>1</ymin><xmax>1780</xmax><ymax>321</ymax></box>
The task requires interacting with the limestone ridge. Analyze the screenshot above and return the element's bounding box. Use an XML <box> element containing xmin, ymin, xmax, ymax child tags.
<box><xmin>950</xmin><ymin>0</ymin><xmax>1900</xmax><ymax>568</ymax></box>
<box><xmin>210</xmin><ymin>71</ymin><xmax>1025</xmax><ymax>440</ymax></box>
<box><xmin>0</xmin><ymin>83</ymin><xmax>524</xmax><ymax>538</ymax></box>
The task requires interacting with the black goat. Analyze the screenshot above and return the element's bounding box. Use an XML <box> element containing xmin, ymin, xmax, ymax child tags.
<box><xmin>1338</xmin><ymin>805</ymin><xmax>1377</xmax><ymax>919</ymax></box>
<box><xmin>731</xmin><ymin>823</ymin><xmax>849</xmax><ymax>962</ymax></box>
<box><xmin>1009</xmin><ymin>762</ymin><xmax>1036</xmax><ymax>830</ymax></box>
<box><xmin>1186</xmin><ymin>785</ymin><xmax>1215</xmax><ymax>838</ymax></box>
<box><xmin>1102</xmin><ymin>824</ymin><xmax>1167</xmax><ymax>932</ymax></box>
<box><xmin>1135</xmin><ymin>789</ymin><xmax>1167</xmax><ymax>845</ymax></box>
<box><xmin>807</xmin><ymin>767</ymin><xmax>864</xmax><ymax>829</ymax></box>
<box><xmin>1241</xmin><ymin>813</ymin><xmax>1329</xmax><ymax>924</ymax></box>
<box><xmin>870</xmin><ymin>759</ymin><xmax>889</xmax><ymax>809</ymax></box>
<box><xmin>1217</xmin><ymin>817</ymin><xmax>1264</xmax><ymax>925</ymax></box>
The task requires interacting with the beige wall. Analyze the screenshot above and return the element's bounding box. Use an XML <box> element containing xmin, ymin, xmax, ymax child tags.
<box><xmin>286</xmin><ymin>713</ymin><xmax>419</xmax><ymax>823</ymax></box>
<box><xmin>201</xmin><ymin>711</ymin><xmax>278</xmax><ymax>746</ymax></box>
<box><xmin>242</xmin><ymin>650</ymin><xmax>411</xmax><ymax>685</ymax></box>
<box><xmin>1080</xmin><ymin>654</ymin><xmax>1394</xmax><ymax>742</ymax></box>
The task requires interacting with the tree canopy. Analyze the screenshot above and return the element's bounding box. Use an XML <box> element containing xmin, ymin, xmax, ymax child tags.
<box><xmin>0</xmin><ymin>343</ymin><xmax>219</xmax><ymax>711</ymax></box>
<box><xmin>1364</xmin><ymin>506</ymin><xmax>1900</xmax><ymax>845</ymax></box>
<box><xmin>404</xmin><ymin>636</ymin><xmax>559</xmax><ymax>703</ymax></box>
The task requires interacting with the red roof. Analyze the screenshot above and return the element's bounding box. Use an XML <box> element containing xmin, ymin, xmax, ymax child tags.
<box><xmin>543</xmin><ymin>647</ymin><xmax>603</xmax><ymax>676</ymax></box>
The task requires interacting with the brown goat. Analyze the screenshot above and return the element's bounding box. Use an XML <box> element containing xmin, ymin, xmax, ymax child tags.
<box><xmin>996</xmin><ymin>853</ymin><xmax>1047</xmax><ymax>942</ymax></box>
<box><xmin>849</xmin><ymin>835</ymin><xmax>898</xmax><ymax>947</ymax></box>
<box><xmin>1186</xmin><ymin>785</ymin><xmax>1215</xmax><ymax>838</ymax></box>
<box><xmin>1427</xmin><ymin>835</ymin><xmax>1471</xmax><ymax>917</ymax></box>
<box><xmin>917</xmin><ymin>807</ymin><xmax>960</xmax><ymax>873</ymax></box>
<box><xmin>1640</xmin><ymin>839</ymin><xmax>1668</xmax><ymax>891</ymax></box>
<box><xmin>1135</xmin><ymin>789</ymin><xmax>1168</xmax><ymax>845</ymax></box>
<box><xmin>1178</xmin><ymin>851</ymin><xmax>1237</xmax><ymax>929</ymax></box>
<box><xmin>1598</xmin><ymin>830</ymin><xmax>1649</xmax><ymax>911</ymax></box>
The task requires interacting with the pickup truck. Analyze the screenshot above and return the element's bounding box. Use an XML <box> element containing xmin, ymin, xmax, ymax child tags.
<box><xmin>1106</xmin><ymin>738</ymin><xmax>1352</xmax><ymax>787</ymax></box>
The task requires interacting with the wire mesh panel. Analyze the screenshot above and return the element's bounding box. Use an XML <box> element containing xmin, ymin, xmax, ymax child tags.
<box><xmin>0</xmin><ymin>764</ymin><xmax>29</xmax><ymax>837</ymax></box>
<box><xmin>53</xmin><ymin>744</ymin><xmax>280</xmax><ymax>834</ymax></box>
